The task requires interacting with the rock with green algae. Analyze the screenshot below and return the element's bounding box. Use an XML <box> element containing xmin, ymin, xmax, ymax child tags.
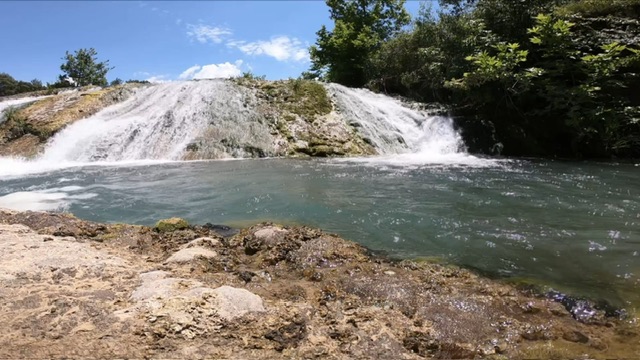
<box><xmin>155</xmin><ymin>217</ymin><xmax>189</xmax><ymax>232</ymax></box>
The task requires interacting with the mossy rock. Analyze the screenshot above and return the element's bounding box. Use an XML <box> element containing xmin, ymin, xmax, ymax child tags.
<box><xmin>155</xmin><ymin>217</ymin><xmax>189</xmax><ymax>232</ymax></box>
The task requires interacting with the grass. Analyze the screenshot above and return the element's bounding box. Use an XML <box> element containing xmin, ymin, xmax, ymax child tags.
<box><xmin>284</xmin><ymin>79</ymin><xmax>332</xmax><ymax>120</ymax></box>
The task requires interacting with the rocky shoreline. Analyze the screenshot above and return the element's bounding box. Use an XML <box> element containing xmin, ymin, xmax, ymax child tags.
<box><xmin>0</xmin><ymin>210</ymin><xmax>638</xmax><ymax>359</ymax></box>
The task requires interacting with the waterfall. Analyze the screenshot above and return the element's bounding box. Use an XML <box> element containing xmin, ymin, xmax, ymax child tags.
<box><xmin>326</xmin><ymin>83</ymin><xmax>465</xmax><ymax>155</ymax></box>
<box><xmin>0</xmin><ymin>80</ymin><xmax>486</xmax><ymax>178</ymax></box>
<box><xmin>41</xmin><ymin>80</ymin><xmax>275</xmax><ymax>162</ymax></box>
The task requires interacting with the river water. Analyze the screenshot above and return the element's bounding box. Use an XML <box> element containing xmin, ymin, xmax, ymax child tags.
<box><xmin>0</xmin><ymin>157</ymin><xmax>638</xmax><ymax>309</ymax></box>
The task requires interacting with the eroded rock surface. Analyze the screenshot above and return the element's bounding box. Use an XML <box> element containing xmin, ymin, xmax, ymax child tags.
<box><xmin>0</xmin><ymin>209</ymin><xmax>639</xmax><ymax>359</ymax></box>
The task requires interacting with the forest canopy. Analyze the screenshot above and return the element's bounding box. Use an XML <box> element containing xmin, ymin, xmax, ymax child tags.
<box><xmin>309</xmin><ymin>0</ymin><xmax>640</xmax><ymax>158</ymax></box>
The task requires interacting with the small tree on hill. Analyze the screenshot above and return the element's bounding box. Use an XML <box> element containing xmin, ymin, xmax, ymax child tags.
<box><xmin>59</xmin><ymin>48</ymin><xmax>113</xmax><ymax>87</ymax></box>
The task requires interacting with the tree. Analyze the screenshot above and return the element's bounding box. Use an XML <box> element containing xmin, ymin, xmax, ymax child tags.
<box><xmin>110</xmin><ymin>78</ymin><xmax>123</xmax><ymax>86</ymax></box>
<box><xmin>308</xmin><ymin>0</ymin><xmax>410</xmax><ymax>87</ymax></box>
<box><xmin>59</xmin><ymin>48</ymin><xmax>113</xmax><ymax>87</ymax></box>
<box><xmin>0</xmin><ymin>73</ymin><xmax>46</xmax><ymax>96</ymax></box>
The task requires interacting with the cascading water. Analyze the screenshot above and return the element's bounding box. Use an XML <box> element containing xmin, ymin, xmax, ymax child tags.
<box><xmin>327</xmin><ymin>83</ymin><xmax>491</xmax><ymax>166</ymax></box>
<box><xmin>0</xmin><ymin>80</ymin><xmax>491</xmax><ymax>178</ymax></box>
<box><xmin>41</xmin><ymin>80</ymin><xmax>275</xmax><ymax>162</ymax></box>
<box><xmin>326</xmin><ymin>83</ymin><xmax>464</xmax><ymax>155</ymax></box>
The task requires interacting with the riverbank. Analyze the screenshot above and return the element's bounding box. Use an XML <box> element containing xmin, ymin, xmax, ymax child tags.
<box><xmin>0</xmin><ymin>209</ymin><xmax>638</xmax><ymax>359</ymax></box>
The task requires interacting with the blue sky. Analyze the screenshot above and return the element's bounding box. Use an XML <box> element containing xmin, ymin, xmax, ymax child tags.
<box><xmin>0</xmin><ymin>1</ymin><xmax>427</xmax><ymax>84</ymax></box>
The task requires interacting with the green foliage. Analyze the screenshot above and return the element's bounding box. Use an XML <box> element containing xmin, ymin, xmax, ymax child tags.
<box><xmin>240</xmin><ymin>71</ymin><xmax>267</xmax><ymax>81</ymax></box>
<box><xmin>448</xmin><ymin>42</ymin><xmax>530</xmax><ymax>90</ymax></box>
<box><xmin>555</xmin><ymin>0</ymin><xmax>640</xmax><ymax>16</ymax></box>
<box><xmin>0</xmin><ymin>73</ymin><xmax>46</xmax><ymax>97</ymax></box>
<box><xmin>450</xmin><ymin>11</ymin><xmax>640</xmax><ymax>156</ymax></box>
<box><xmin>125</xmin><ymin>79</ymin><xmax>151</xmax><ymax>84</ymax></box>
<box><xmin>59</xmin><ymin>48</ymin><xmax>113</xmax><ymax>87</ymax></box>
<box><xmin>474</xmin><ymin>0</ymin><xmax>566</xmax><ymax>41</ymax></box>
<box><xmin>308</xmin><ymin>0</ymin><xmax>410</xmax><ymax>87</ymax></box>
<box><xmin>110</xmin><ymin>78</ymin><xmax>123</xmax><ymax>86</ymax></box>
<box><xmin>367</xmin><ymin>3</ymin><xmax>491</xmax><ymax>100</ymax></box>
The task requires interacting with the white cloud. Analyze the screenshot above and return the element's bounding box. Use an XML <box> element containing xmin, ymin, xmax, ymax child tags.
<box><xmin>179</xmin><ymin>60</ymin><xmax>243</xmax><ymax>80</ymax></box>
<box><xmin>187</xmin><ymin>24</ymin><xmax>232</xmax><ymax>44</ymax></box>
<box><xmin>176</xmin><ymin>18</ymin><xmax>182</xmax><ymax>26</ymax></box>
<box><xmin>178</xmin><ymin>65</ymin><xmax>202</xmax><ymax>80</ymax></box>
<box><xmin>228</xmin><ymin>36</ymin><xmax>309</xmax><ymax>62</ymax></box>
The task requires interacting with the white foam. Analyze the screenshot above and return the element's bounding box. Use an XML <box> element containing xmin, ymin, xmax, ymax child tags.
<box><xmin>0</xmin><ymin>157</ymin><xmax>175</xmax><ymax>179</ymax></box>
<box><xmin>336</xmin><ymin>152</ymin><xmax>507</xmax><ymax>168</ymax></box>
<box><xmin>0</xmin><ymin>185</ymin><xmax>98</xmax><ymax>212</ymax></box>
<box><xmin>0</xmin><ymin>191</ymin><xmax>68</xmax><ymax>211</ymax></box>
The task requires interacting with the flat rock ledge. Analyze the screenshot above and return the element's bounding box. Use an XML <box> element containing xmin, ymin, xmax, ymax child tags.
<box><xmin>0</xmin><ymin>209</ymin><xmax>639</xmax><ymax>359</ymax></box>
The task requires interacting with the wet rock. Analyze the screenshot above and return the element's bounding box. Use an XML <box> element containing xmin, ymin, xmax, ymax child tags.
<box><xmin>522</xmin><ymin>301</ymin><xmax>543</xmax><ymax>314</ymax></box>
<box><xmin>548</xmin><ymin>291</ymin><xmax>606</xmax><ymax>323</ymax></box>
<box><xmin>202</xmin><ymin>223</ymin><xmax>238</xmax><ymax>238</ymax></box>
<box><xmin>264</xmin><ymin>316</ymin><xmax>307</xmax><ymax>351</ymax></box>
<box><xmin>521</xmin><ymin>325</ymin><xmax>557</xmax><ymax>341</ymax></box>
<box><xmin>590</xmin><ymin>337</ymin><xmax>609</xmax><ymax>350</ymax></box>
<box><xmin>237</xmin><ymin>270</ymin><xmax>256</xmax><ymax>283</ymax></box>
<box><xmin>562</xmin><ymin>330</ymin><xmax>589</xmax><ymax>343</ymax></box>
<box><xmin>403</xmin><ymin>331</ymin><xmax>439</xmax><ymax>357</ymax></box>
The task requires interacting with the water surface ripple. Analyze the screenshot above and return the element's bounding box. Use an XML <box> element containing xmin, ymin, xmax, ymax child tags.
<box><xmin>1</xmin><ymin>158</ymin><xmax>638</xmax><ymax>308</ymax></box>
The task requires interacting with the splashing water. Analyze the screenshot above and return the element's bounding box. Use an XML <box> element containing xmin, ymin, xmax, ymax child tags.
<box><xmin>327</xmin><ymin>84</ymin><xmax>499</xmax><ymax>167</ymax></box>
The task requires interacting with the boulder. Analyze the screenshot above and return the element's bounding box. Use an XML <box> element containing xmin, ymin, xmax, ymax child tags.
<box><xmin>253</xmin><ymin>226</ymin><xmax>288</xmax><ymax>244</ymax></box>
<box><xmin>211</xmin><ymin>285</ymin><xmax>266</xmax><ymax>321</ymax></box>
<box><xmin>155</xmin><ymin>217</ymin><xmax>189</xmax><ymax>232</ymax></box>
<box><xmin>165</xmin><ymin>247</ymin><xmax>217</xmax><ymax>264</ymax></box>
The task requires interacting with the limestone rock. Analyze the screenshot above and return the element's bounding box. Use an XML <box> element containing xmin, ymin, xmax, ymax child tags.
<box><xmin>0</xmin><ymin>223</ymin><xmax>128</xmax><ymax>281</ymax></box>
<box><xmin>211</xmin><ymin>285</ymin><xmax>266</xmax><ymax>321</ymax></box>
<box><xmin>165</xmin><ymin>247</ymin><xmax>217</xmax><ymax>264</ymax></box>
<box><xmin>254</xmin><ymin>226</ymin><xmax>289</xmax><ymax>244</ymax></box>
